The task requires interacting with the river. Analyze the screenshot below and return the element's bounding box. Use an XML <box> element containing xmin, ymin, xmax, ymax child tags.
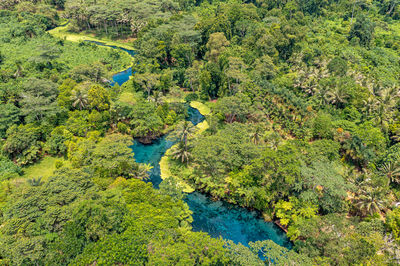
<box><xmin>97</xmin><ymin>41</ymin><xmax>292</xmax><ymax>248</ymax></box>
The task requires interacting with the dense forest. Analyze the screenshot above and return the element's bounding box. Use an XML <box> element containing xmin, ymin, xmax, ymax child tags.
<box><xmin>2</xmin><ymin>0</ymin><xmax>400</xmax><ymax>265</ymax></box>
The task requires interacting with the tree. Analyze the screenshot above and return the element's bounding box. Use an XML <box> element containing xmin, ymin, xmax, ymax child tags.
<box><xmin>353</xmin><ymin>186</ymin><xmax>388</xmax><ymax>216</ymax></box>
<box><xmin>312</xmin><ymin>112</ymin><xmax>333</xmax><ymax>139</ymax></box>
<box><xmin>83</xmin><ymin>134</ymin><xmax>145</xmax><ymax>180</ymax></box>
<box><xmin>29</xmin><ymin>44</ymin><xmax>61</xmax><ymax>70</ymax></box>
<box><xmin>71</xmin><ymin>89</ymin><xmax>89</xmax><ymax>110</ymax></box>
<box><xmin>300</xmin><ymin>160</ymin><xmax>348</xmax><ymax>214</ymax></box>
<box><xmin>134</xmin><ymin>72</ymin><xmax>161</xmax><ymax>99</ymax></box>
<box><xmin>349</xmin><ymin>14</ymin><xmax>375</xmax><ymax>47</ymax></box>
<box><xmin>184</xmin><ymin>60</ymin><xmax>202</xmax><ymax>91</ymax></box>
<box><xmin>214</xmin><ymin>93</ymin><xmax>251</xmax><ymax>123</ymax></box>
<box><xmin>192</xmin><ymin>123</ymin><xmax>261</xmax><ymax>179</ymax></box>
<box><xmin>129</xmin><ymin>101</ymin><xmax>164</xmax><ymax>141</ymax></box>
<box><xmin>0</xmin><ymin>155</ymin><xmax>22</xmax><ymax>181</ymax></box>
<box><xmin>325</xmin><ymin>87</ymin><xmax>349</xmax><ymax>107</ymax></box>
<box><xmin>205</xmin><ymin>32</ymin><xmax>229</xmax><ymax>63</ymax></box>
<box><xmin>2</xmin><ymin>124</ymin><xmax>42</xmax><ymax>165</ymax></box>
<box><xmin>250</xmin><ymin>240</ymin><xmax>312</xmax><ymax>265</ymax></box>
<box><xmin>386</xmin><ymin>208</ymin><xmax>400</xmax><ymax>241</ymax></box>
<box><xmin>0</xmin><ymin>103</ymin><xmax>20</xmax><ymax>139</ymax></box>
<box><xmin>380</xmin><ymin>156</ymin><xmax>400</xmax><ymax>184</ymax></box>
<box><xmin>170</xmin><ymin>142</ymin><xmax>192</xmax><ymax>163</ymax></box>
<box><xmin>20</xmin><ymin>78</ymin><xmax>60</xmax><ymax>122</ymax></box>
<box><xmin>88</xmin><ymin>85</ymin><xmax>110</xmax><ymax>111</ymax></box>
<box><xmin>147</xmin><ymin>229</ymin><xmax>230</xmax><ymax>265</ymax></box>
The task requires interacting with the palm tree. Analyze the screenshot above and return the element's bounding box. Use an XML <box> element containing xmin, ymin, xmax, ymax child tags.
<box><xmin>350</xmin><ymin>180</ymin><xmax>388</xmax><ymax>217</ymax></box>
<box><xmin>149</xmin><ymin>91</ymin><xmax>164</xmax><ymax>105</ymax></box>
<box><xmin>28</xmin><ymin>177</ymin><xmax>43</xmax><ymax>187</ymax></box>
<box><xmin>374</xmin><ymin>86</ymin><xmax>400</xmax><ymax>126</ymax></box>
<box><xmin>362</xmin><ymin>96</ymin><xmax>377</xmax><ymax>119</ymax></box>
<box><xmin>170</xmin><ymin>142</ymin><xmax>192</xmax><ymax>163</ymax></box>
<box><xmin>380</xmin><ymin>158</ymin><xmax>400</xmax><ymax>184</ymax></box>
<box><xmin>354</xmin><ymin>189</ymin><xmax>387</xmax><ymax>216</ymax></box>
<box><xmin>134</xmin><ymin>163</ymin><xmax>153</xmax><ymax>180</ymax></box>
<box><xmin>325</xmin><ymin>87</ymin><xmax>349</xmax><ymax>107</ymax></box>
<box><xmin>250</xmin><ymin>124</ymin><xmax>264</xmax><ymax>145</ymax></box>
<box><xmin>71</xmin><ymin>89</ymin><xmax>88</xmax><ymax>110</ymax></box>
<box><xmin>264</xmin><ymin>132</ymin><xmax>281</xmax><ymax>150</ymax></box>
<box><xmin>177</xmin><ymin>121</ymin><xmax>195</xmax><ymax>148</ymax></box>
<box><xmin>13</xmin><ymin>60</ymin><xmax>24</xmax><ymax>78</ymax></box>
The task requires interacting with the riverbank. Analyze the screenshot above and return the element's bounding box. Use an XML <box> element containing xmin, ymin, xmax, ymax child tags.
<box><xmin>47</xmin><ymin>21</ymin><xmax>134</xmax><ymax>77</ymax></box>
<box><xmin>48</xmin><ymin>20</ymin><xmax>135</xmax><ymax>51</ymax></box>
<box><xmin>159</xmin><ymin>101</ymin><xmax>211</xmax><ymax>193</ymax></box>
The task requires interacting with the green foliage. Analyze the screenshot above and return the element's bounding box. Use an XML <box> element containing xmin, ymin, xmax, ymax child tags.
<box><xmin>250</xmin><ymin>240</ymin><xmax>312</xmax><ymax>265</ymax></box>
<box><xmin>88</xmin><ymin>84</ymin><xmax>110</xmax><ymax>111</ymax></box>
<box><xmin>275</xmin><ymin>197</ymin><xmax>318</xmax><ymax>240</ymax></box>
<box><xmin>386</xmin><ymin>207</ymin><xmax>400</xmax><ymax>241</ymax></box>
<box><xmin>2</xmin><ymin>0</ymin><xmax>400</xmax><ymax>264</ymax></box>
<box><xmin>312</xmin><ymin>112</ymin><xmax>333</xmax><ymax>139</ymax></box>
<box><xmin>0</xmin><ymin>155</ymin><xmax>22</xmax><ymax>181</ymax></box>
<box><xmin>0</xmin><ymin>103</ymin><xmax>20</xmax><ymax>138</ymax></box>
<box><xmin>2</xmin><ymin>124</ymin><xmax>42</xmax><ymax>165</ymax></box>
<box><xmin>349</xmin><ymin>14</ymin><xmax>375</xmax><ymax>47</ymax></box>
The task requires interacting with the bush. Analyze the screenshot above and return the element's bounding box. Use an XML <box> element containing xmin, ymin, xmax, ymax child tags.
<box><xmin>184</xmin><ymin>93</ymin><xmax>199</xmax><ymax>102</ymax></box>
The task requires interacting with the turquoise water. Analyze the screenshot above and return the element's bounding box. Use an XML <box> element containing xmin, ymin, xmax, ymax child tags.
<box><xmin>106</xmin><ymin>44</ymin><xmax>291</xmax><ymax>248</ymax></box>
<box><xmin>85</xmin><ymin>40</ymin><xmax>134</xmax><ymax>86</ymax></box>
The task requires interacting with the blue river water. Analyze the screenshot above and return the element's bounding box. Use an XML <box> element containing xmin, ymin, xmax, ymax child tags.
<box><xmin>101</xmin><ymin>41</ymin><xmax>291</xmax><ymax>248</ymax></box>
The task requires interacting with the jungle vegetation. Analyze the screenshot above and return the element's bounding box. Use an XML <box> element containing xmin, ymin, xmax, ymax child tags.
<box><xmin>2</xmin><ymin>0</ymin><xmax>400</xmax><ymax>265</ymax></box>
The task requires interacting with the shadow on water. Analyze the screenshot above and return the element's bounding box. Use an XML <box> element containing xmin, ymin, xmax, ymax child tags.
<box><xmin>96</xmin><ymin>40</ymin><xmax>292</xmax><ymax>248</ymax></box>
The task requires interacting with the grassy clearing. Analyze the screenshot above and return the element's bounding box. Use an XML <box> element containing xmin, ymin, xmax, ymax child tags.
<box><xmin>22</xmin><ymin>156</ymin><xmax>69</xmax><ymax>181</ymax></box>
<box><xmin>48</xmin><ymin>21</ymin><xmax>135</xmax><ymax>51</ymax></box>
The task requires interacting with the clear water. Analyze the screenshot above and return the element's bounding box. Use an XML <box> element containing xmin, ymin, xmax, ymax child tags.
<box><xmin>85</xmin><ymin>40</ymin><xmax>134</xmax><ymax>86</ymax></box>
<box><xmin>105</xmin><ymin>43</ymin><xmax>292</xmax><ymax>248</ymax></box>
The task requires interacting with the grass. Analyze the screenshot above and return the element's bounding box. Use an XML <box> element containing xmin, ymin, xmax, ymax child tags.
<box><xmin>190</xmin><ymin>101</ymin><xmax>211</xmax><ymax>134</ymax></box>
<box><xmin>48</xmin><ymin>21</ymin><xmax>135</xmax><ymax>51</ymax></box>
<box><xmin>194</xmin><ymin>120</ymin><xmax>209</xmax><ymax>135</ymax></box>
<box><xmin>159</xmin><ymin>149</ymin><xmax>195</xmax><ymax>193</ymax></box>
<box><xmin>190</xmin><ymin>101</ymin><xmax>211</xmax><ymax>116</ymax></box>
<box><xmin>159</xmin><ymin>100</ymin><xmax>212</xmax><ymax>193</ymax></box>
<box><xmin>22</xmin><ymin>156</ymin><xmax>70</xmax><ymax>181</ymax></box>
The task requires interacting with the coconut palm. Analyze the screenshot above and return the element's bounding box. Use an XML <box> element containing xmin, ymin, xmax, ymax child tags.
<box><xmin>354</xmin><ymin>189</ymin><xmax>387</xmax><ymax>216</ymax></box>
<box><xmin>149</xmin><ymin>91</ymin><xmax>164</xmax><ymax>105</ymax></box>
<box><xmin>325</xmin><ymin>87</ymin><xmax>349</xmax><ymax>107</ymax></box>
<box><xmin>171</xmin><ymin>142</ymin><xmax>192</xmax><ymax>163</ymax></box>
<box><xmin>28</xmin><ymin>177</ymin><xmax>43</xmax><ymax>187</ymax></box>
<box><xmin>362</xmin><ymin>96</ymin><xmax>377</xmax><ymax>119</ymax></box>
<box><xmin>380</xmin><ymin>158</ymin><xmax>400</xmax><ymax>184</ymax></box>
<box><xmin>374</xmin><ymin>86</ymin><xmax>400</xmax><ymax>126</ymax></box>
<box><xmin>177</xmin><ymin>121</ymin><xmax>195</xmax><ymax>148</ymax></box>
<box><xmin>351</xmin><ymin>183</ymin><xmax>388</xmax><ymax>216</ymax></box>
<box><xmin>134</xmin><ymin>163</ymin><xmax>152</xmax><ymax>180</ymax></box>
<box><xmin>264</xmin><ymin>132</ymin><xmax>281</xmax><ymax>150</ymax></box>
<box><xmin>250</xmin><ymin>124</ymin><xmax>264</xmax><ymax>145</ymax></box>
<box><xmin>71</xmin><ymin>89</ymin><xmax>88</xmax><ymax>110</ymax></box>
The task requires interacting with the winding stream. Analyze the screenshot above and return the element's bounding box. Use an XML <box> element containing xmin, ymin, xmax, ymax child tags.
<box><xmin>98</xmin><ymin>41</ymin><xmax>291</xmax><ymax>248</ymax></box>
